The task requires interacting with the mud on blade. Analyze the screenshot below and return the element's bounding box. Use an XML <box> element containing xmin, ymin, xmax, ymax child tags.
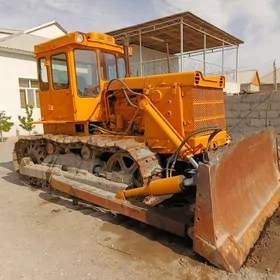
<box><xmin>193</xmin><ymin>128</ymin><xmax>280</xmax><ymax>272</ymax></box>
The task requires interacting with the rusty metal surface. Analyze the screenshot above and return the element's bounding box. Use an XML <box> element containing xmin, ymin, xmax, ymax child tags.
<box><xmin>14</xmin><ymin>134</ymin><xmax>162</xmax><ymax>184</ymax></box>
<box><xmin>14</xmin><ymin>129</ymin><xmax>280</xmax><ymax>273</ymax></box>
<box><xmin>13</xmin><ymin>133</ymin><xmax>164</xmax><ymax>206</ymax></box>
<box><xmin>194</xmin><ymin>128</ymin><xmax>280</xmax><ymax>272</ymax></box>
<box><xmin>50</xmin><ymin>174</ymin><xmax>187</xmax><ymax>236</ymax></box>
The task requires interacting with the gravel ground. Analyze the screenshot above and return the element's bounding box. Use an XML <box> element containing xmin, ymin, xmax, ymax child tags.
<box><xmin>0</xmin><ymin>137</ymin><xmax>280</xmax><ymax>280</ymax></box>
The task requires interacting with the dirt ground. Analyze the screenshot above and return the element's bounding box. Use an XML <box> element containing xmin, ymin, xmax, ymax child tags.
<box><xmin>0</xmin><ymin>138</ymin><xmax>280</xmax><ymax>280</ymax></box>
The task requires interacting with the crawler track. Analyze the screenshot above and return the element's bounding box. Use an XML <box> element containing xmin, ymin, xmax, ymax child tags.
<box><xmin>13</xmin><ymin>133</ymin><xmax>167</xmax><ymax>205</ymax></box>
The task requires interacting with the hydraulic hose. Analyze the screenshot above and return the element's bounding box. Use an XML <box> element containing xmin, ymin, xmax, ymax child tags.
<box><xmin>166</xmin><ymin>126</ymin><xmax>222</xmax><ymax>177</ymax></box>
<box><xmin>106</xmin><ymin>78</ymin><xmax>141</xmax><ymax>96</ymax></box>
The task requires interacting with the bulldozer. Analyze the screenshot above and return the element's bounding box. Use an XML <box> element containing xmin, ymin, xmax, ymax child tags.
<box><xmin>12</xmin><ymin>31</ymin><xmax>280</xmax><ymax>273</ymax></box>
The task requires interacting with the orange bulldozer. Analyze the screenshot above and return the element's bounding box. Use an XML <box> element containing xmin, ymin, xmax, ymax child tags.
<box><xmin>12</xmin><ymin>31</ymin><xmax>280</xmax><ymax>272</ymax></box>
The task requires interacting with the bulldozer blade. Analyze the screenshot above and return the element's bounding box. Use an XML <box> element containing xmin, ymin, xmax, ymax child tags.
<box><xmin>193</xmin><ymin>128</ymin><xmax>280</xmax><ymax>272</ymax></box>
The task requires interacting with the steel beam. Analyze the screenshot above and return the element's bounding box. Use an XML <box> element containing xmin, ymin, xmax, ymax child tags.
<box><xmin>180</xmin><ymin>19</ymin><xmax>184</xmax><ymax>72</ymax></box>
<box><xmin>236</xmin><ymin>46</ymin><xmax>239</xmax><ymax>82</ymax></box>
<box><xmin>222</xmin><ymin>41</ymin><xmax>225</xmax><ymax>75</ymax></box>
<box><xmin>203</xmin><ymin>33</ymin><xmax>206</xmax><ymax>75</ymax></box>
<box><xmin>139</xmin><ymin>30</ymin><xmax>143</xmax><ymax>76</ymax></box>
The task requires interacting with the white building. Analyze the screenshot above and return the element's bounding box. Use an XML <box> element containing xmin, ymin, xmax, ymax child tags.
<box><xmin>0</xmin><ymin>21</ymin><xmax>67</xmax><ymax>137</ymax></box>
<box><xmin>222</xmin><ymin>69</ymin><xmax>261</xmax><ymax>94</ymax></box>
<box><xmin>260</xmin><ymin>67</ymin><xmax>280</xmax><ymax>91</ymax></box>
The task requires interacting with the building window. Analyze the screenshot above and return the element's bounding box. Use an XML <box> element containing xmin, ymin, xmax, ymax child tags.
<box><xmin>51</xmin><ymin>53</ymin><xmax>69</xmax><ymax>90</ymax></box>
<box><xmin>18</xmin><ymin>78</ymin><xmax>40</xmax><ymax>108</ymax></box>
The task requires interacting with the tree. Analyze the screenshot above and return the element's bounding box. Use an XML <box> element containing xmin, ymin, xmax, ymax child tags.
<box><xmin>18</xmin><ymin>104</ymin><xmax>35</xmax><ymax>134</ymax></box>
<box><xmin>0</xmin><ymin>111</ymin><xmax>14</xmax><ymax>142</ymax></box>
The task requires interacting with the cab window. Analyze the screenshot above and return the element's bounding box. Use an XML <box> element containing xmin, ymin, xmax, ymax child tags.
<box><xmin>74</xmin><ymin>49</ymin><xmax>99</xmax><ymax>98</ymax></box>
<box><xmin>51</xmin><ymin>53</ymin><xmax>69</xmax><ymax>90</ymax></box>
<box><xmin>38</xmin><ymin>57</ymin><xmax>49</xmax><ymax>91</ymax></box>
<box><xmin>118</xmin><ymin>56</ymin><xmax>126</xmax><ymax>78</ymax></box>
<box><xmin>99</xmin><ymin>52</ymin><xmax>117</xmax><ymax>80</ymax></box>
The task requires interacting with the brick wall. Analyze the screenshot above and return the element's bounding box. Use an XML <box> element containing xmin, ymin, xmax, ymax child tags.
<box><xmin>225</xmin><ymin>93</ymin><xmax>280</xmax><ymax>140</ymax></box>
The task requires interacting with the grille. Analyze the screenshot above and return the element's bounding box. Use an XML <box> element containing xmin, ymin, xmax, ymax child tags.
<box><xmin>191</xmin><ymin>87</ymin><xmax>226</xmax><ymax>134</ymax></box>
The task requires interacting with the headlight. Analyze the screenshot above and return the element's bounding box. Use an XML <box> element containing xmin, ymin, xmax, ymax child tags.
<box><xmin>77</xmin><ymin>33</ymin><xmax>84</xmax><ymax>43</ymax></box>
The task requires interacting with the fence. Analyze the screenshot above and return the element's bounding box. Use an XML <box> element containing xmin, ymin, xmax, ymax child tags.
<box><xmin>130</xmin><ymin>54</ymin><xmax>237</xmax><ymax>81</ymax></box>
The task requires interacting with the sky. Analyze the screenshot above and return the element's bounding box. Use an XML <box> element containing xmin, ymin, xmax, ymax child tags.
<box><xmin>0</xmin><ymin>0</ymin><xmax>279</xmax><ymax>76</ymax></box>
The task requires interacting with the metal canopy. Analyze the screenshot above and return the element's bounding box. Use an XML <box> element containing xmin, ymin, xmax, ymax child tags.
<box><xmin>106</xmin><ymin>11</ymin><xmax>244</xmax><ymax>54</ymax></box>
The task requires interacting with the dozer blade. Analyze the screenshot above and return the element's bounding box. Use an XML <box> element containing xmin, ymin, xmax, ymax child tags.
<box><xmin>194</xmin><ymin>128</ymin><xmax>280</xmax><ymax>272</ymax></box>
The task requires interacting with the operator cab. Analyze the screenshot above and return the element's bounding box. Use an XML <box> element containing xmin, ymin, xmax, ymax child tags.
<box><xmin>34</xmin><ymin>32</ymin><xmax>131</xmax><ymax>127</ymax></box>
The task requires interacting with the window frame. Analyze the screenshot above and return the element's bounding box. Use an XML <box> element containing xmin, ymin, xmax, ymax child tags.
<box><xmin>99</xmin><ymin>51</ymin><xmax>119</xmax><ymax>81</ymax></box>
<box><xmin>117</xmin><ymin>55</ymin><xmax>126</xmax><ymax>79</ymax></box>
<box><xmin>73</xmin><ymin>48</ymin><xmax>100</xmax><ymax>98</ymax></box>
<box><xmin>37</xmin><ymin>57</ymin><xmax>49</xmax><ymax>92</ymax></box>
<box><xmin>50</xmin><ymin>52</ymin><xmax>70</xmax><ymax>90</ymax></box>
<box><xmin>18</xmin><ymin>78</ymin><xmax>40</xmax><ymax>108</ymax></box>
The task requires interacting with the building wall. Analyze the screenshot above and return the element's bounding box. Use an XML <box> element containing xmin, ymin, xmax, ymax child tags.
<box><xmin>130</xmin><ymin>44</ymin><xmax>179</xmax><ymax>76</ymax></box>
<box><xmin>249</xmin><ymin>84</ymin><xmax>259</xmax><ymax>92</ymax></box>
<box><xmin>240</xmin><ymin>83</ymin><xmax>250</xmax><ymax>92</ymax></box>
<box><xmin>0</xmin><ymin>33</ymin><xmax>10</xmax><ymax>39</ymax></box>
<box><xmin>224</xmin><ymin>82</ymin><xmax>241</xmax><ymax>94</ymax></box>
<box><xmin>260</xmin><ymin>83</ymin><xmax>280</xmax><ymax>92</ymax></box>
<box><xmin>0</xmin><ymin>24</ymin><xmax>67</xmax><ymax>138</ymax></box>
<box><xmin>28</xmin><ymin>24</ymin><xmax>66</xmax><ymax>39</ymax></box>
<box><xmin>0</xmin><ymin>52</ymin><xmax>43</xmax><ymax>137</ymax></box>
<box><xmin>225</xmin><ymin>92</ymin><xmax>280</xmax><ymax>141</ymax></box>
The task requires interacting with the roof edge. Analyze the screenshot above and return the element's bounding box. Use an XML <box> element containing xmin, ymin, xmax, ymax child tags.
<box><xmin>24</xmin><ymin>21</ymin><xmax>68</xmax><ymax>35</ymax></box>
<box><xmin>106</xmin><ymin>11</ymin><xmax>243</xmax><ymax>46</ymax></box>
<box><xmin>0</xmin><ymin>46</ymin><xmax>33</xmax><ymax>56</ymax></box>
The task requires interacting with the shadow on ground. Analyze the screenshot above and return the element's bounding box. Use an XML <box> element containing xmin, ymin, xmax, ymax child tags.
<box><xmin>37</xmin><ymin>190</ymin><xmax>207</xmax><ymax>265</ymax></box>
<box><xmin>1</xmin><ymin>168</ymin><xmax>207</xmax><ymax>269</ymax></box>
<box><xmin>0</xmin><ymin>137</ymin><xmax>8</xmax><ymax>143</ymax></box>
<box><xmin>0</xmin><ymin>161</ymin><xmax>14</xmax><ymax>172</ymax></box>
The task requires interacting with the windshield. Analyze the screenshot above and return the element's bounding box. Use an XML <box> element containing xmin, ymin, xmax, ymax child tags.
<box><xmin>99</xmin><ymin>52</ymin><xmax>117</xmax><ymax>80</ymax></box>
<box><xmin>74</xmin><ymin>49</ymin><xmax>100</xmax><ymax>98</ymax></box>
<box><xmin>73</xmin><ymin>50</ymin><xmax>127</xmax><ymax>98</ymax></box>
<box><xmin>99</xmin><ymin>52</ymin><xmax>126</xmax><ymax>80</ymax></box>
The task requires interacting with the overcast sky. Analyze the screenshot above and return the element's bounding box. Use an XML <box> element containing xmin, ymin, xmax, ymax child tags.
<box><xmin>0</xmin><ymin>0</ymin><xmax>278</xmax><ymax>76</ymax></box>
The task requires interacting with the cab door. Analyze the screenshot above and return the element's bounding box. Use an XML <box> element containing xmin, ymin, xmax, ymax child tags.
<box><xmin>46</xmin><ymin>49</ymin><xmax>75</xmax><ymax>121</ymax></box>
<box><xmin>37</xmin><ymin>57</ymin><xmax>51</xmax><ymax>121</ymax></box>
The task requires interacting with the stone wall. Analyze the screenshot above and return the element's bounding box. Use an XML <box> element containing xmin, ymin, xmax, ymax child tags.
<box><xmin>225</xmin><ymin>92</ymin><xmax>280</xmax><ymax>140</ymax></box>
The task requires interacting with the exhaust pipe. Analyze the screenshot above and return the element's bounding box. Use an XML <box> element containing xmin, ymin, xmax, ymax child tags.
<box><xmin>122</xmin><ymin>35</ymin><xmax>131</xmax><ymax>78</ymax></box>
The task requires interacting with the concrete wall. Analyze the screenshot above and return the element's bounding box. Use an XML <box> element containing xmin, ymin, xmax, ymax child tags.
<box><xmin>225</xmin><ymin>92</ymin><xmax>280</xmax><ymax>140</ymax></box>
<box><xmin>260</xmin><ymin>83</ymin><xmax>280</xmax><ymax>92</ymax></box>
